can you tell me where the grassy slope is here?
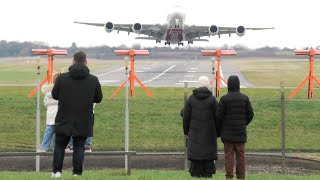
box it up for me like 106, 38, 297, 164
0, 58, 115, 84
230, 58, 320, 87
0, 86, 319, 152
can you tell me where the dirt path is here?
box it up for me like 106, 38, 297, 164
1, 154, 319, 175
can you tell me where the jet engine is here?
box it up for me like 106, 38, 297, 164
236, 26, 246, 37
132, 23, 143, 34
209, 25, 219, 36
104, 22, 114, 33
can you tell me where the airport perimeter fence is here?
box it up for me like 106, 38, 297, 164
0, 88, 320, 173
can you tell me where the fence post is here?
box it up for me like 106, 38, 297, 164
127, 153, 132, 175
124, 57, 130, 172
280, 81, 286, 173
35, 57, 41, 172
184, 82, 188, 170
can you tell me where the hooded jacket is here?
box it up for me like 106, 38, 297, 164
52, 64, 103, 137
216, 76, 254, 143
183, 87, 219, 160
42, 84, 58, 125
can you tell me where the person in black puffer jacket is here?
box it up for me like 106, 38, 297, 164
216, 75, 254, 180
51, 51, 103, 177
183, 76, 219, 178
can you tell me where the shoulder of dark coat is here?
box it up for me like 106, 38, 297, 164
239, 92, 250, 100
88, 74, 99, 81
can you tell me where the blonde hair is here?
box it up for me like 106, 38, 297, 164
52, 71, 60, 83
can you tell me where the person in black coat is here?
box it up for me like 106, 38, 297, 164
216, 75, 254, 180
51, 51, 103, 177
183, 76, 219, 178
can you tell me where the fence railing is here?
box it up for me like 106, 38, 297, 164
0, 85, 320, 173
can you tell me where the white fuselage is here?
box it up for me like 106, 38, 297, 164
164, 11, 186, 43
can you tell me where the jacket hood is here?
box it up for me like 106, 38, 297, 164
193, 87, 212, 99
69, 64, 89, 80
228, 75, 240, 92
41, 84, 54, 94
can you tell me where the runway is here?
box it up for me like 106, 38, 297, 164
0, 59, 255, 88
94, 59, 255, 88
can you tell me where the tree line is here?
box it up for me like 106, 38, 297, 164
0, 40, 303, 59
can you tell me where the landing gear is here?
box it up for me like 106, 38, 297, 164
188, 40, 193, 44
156, 40, 161, 43
178, 42, 184, 46
165, 42, 171, 45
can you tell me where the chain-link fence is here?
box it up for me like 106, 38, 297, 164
0, 87, 320, 174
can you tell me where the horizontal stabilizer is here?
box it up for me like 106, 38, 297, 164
192, 39, 209, 42
135, 37, 157, 40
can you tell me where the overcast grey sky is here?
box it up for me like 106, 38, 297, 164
1, 0, 319, 49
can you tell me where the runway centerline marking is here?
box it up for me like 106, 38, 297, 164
96, 67, 125, 77
142, 65, 176, 83
99, 80, 120, 83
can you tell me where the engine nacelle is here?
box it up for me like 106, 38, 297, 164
104, 22, 114, 33
132, 23, 142, 34
236, 26, 246, 37
209, 25, 219, 36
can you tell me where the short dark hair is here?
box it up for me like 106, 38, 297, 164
73, 51, 87, 64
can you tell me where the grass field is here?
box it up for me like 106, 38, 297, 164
230, 58, 320, 87
0, 58, 110, 84
0, 86, 319, 152
0, 57, 320, 152
0, 170, 320, 180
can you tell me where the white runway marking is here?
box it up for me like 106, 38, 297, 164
96, 67, 125, 77
187, 71, 197, 73
184, 75, 194, 78
99, 80, 120, 83
179, 80, 197, 83
136, 71, 144, 73
190, 68, 198, 70
143, 67, 150, 70
142, 65, 176, 83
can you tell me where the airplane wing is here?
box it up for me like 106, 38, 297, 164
74, 21, 166, 40
185, 25, 274, 40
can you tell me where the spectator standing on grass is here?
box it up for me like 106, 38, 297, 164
37, 73, 59, 152
216, 75, 254, 180
183, 76, 219, 178
51, 51, 103, 178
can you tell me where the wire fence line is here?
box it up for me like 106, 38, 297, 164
0, 87, 319, 173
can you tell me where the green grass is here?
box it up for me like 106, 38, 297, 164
230, 58, 320, 87
0, 86, 320, 152
0, 170, 319, 180
0, 58, 113, 83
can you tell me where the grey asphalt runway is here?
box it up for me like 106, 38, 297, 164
94, 59, 255, 88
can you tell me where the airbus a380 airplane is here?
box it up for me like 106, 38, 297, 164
74, 7, 273, 46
